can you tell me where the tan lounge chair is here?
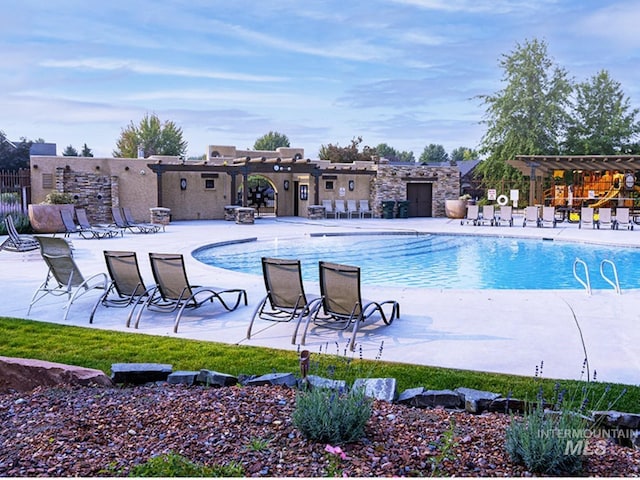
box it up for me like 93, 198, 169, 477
90, 250, 158, 326
523, 206, 540, 227
247, 257, 318, 340
478, 205, 496, 226
495, 206, 513, 226
461, 204, 480, 225
597, 208, 614, 230
347, 199, 359, 218
334, 200, 348, 219
322, 199, 335, 219
122, 207, 162, 233
136, 253, 247, 332
28, 236, 108, 320
540, 206, 557, 228
297, 261, 400, 351
1, 214, 39, 252
359, 200, 373, 218
614, 207, 634, 230
579, 207, 596, 229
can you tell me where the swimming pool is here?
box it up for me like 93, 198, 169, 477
192, 233, 640, 290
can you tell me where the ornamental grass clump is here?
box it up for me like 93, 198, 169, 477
292, 342, 378, 445
505, 361, 627, 476
292, 384, 372, 445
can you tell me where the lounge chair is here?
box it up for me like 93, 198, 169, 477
461, 204, 480, 225
495, 206, 513, 226
523, 206, 540, 227
136, 252, 247, 332
614, 207, 634, 230
76, 209, 121, 238
122, 207, 162, 233
297, 261, 400, 352
478, 205, 496, 226
359, 200, 373, 218
334, 200, 348, 219
579, 207, 596, 229
27, 236, 108, 320
1, 215, 39, 252
111, 207, 159, 234
347, 199, 359, 218
60, 209, 84, 238
322, 200, 335, 218
597, 208, 614, 230
247, 257, 318, 340
539, 206, 557, 228
89, 250, 158, 325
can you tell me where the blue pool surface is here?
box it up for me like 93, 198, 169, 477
192, 233, 639, 290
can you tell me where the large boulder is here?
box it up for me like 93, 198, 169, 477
0, 356, 112, 393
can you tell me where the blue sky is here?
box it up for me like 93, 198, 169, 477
2, 1, 639, 159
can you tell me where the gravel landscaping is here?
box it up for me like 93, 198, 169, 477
1, 384, 639, 477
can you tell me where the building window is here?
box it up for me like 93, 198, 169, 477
42, 173, 53, 189
325, 180, 334, 190
205, 179, 215, 189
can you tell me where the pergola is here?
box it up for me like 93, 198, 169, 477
507, 155, 640, 205
147, 156, 377, 207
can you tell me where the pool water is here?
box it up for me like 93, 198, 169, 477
193, 233, 640, 290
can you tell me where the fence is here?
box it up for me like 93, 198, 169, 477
0, 169, 31, 217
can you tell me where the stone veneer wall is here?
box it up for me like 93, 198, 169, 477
372, 164, 460, 217
55, 167, 116, 224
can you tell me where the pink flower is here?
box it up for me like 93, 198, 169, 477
325, 444, 347, 460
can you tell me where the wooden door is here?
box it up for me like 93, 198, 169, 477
406, 183, 432, 217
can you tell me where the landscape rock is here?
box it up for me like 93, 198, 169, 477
244, 372, 297, 387
456, 387, 502, 414
196, 369, 238, 387
110, 363, 172, 385
353, 378, 397, 402
303, 374, 347, 391
0, 356, 112, 393
167, 371, 200, 386
402, 389, 462, 409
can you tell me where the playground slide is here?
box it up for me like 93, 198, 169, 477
591, 184, 640, 208
591, 185, 621, 208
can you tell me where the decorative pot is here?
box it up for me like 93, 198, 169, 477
445, 199, 467, 219
28, 204, 75, 233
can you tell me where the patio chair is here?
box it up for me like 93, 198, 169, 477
495, 205, 513, 226
1, 215, 39, 252
247, 257, 319, 340
523, 206, 540, 227
122, 207, 162, 233
111, 206, 156, 234
579, 207, 596, 229
347, 199, 359, 218
27, 236, 109, 320
334, 200, 348, 219
136, 252, 247, 332
597, 207, 614, 230
297, 261, 400, 352
478, 205, 496, 226
614, 207, 634, 230
89, 250, 159, 325
322, 200, 335, 219
539, 206, 557, 228
461, 204, 480, 225
60, 209, 84, 238
76, 209, 121, 238
359, 200, 373, 218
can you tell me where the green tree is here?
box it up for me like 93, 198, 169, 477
80, 143, 93, 157
0, 131, 31, 171
253, 131, 290, 151
62, 145, 78, 156
319, 136, 374, 163
374, 143, 415, 162
564, 70, 640, 155
450, 146, 478, 164
113, 113, 188, 158
476, 38, 572, 192
419, 144, 448, 164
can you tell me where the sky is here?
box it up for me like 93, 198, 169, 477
2, 1, 640, 160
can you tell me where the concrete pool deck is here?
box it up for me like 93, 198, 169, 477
1, 215, 639, 386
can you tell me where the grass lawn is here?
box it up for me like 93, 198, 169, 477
1, 316, 637, 413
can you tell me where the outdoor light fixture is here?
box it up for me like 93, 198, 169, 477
180, 178, 187, 190
348, 180, 355, 191
139, 169, 146, 175
283, 180, 290, 191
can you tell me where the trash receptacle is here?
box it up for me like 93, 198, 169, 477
397, 200, 410, 218
382, 201, 395, 219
